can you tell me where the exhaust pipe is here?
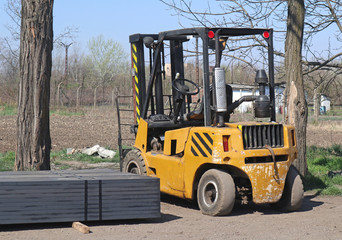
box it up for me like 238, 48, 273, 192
215, 67, 227, 127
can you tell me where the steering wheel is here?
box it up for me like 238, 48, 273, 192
172, 78, 200, 96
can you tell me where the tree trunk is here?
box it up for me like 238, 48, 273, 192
94, 85, 100, 108
57, 81, 63, 108
314, 88, 320, 122
15, 0, 54, 171
76, 86, 82, 109
285, 0, 308, 176
112, 88, 116, 108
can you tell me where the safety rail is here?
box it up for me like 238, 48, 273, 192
116, 94, 175, 171
115, 95, 136, 171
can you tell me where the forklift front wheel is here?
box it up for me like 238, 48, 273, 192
197, 169, 235, 216
122, 149, 147, 176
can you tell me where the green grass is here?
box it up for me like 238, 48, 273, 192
0, 105, 17, 116
0, 149, 119, 171
317, 116, 342, 121
50, 149, 119, 170
0, 105, 86, 117
50, 108, 85, 116
0, 152, 15, 171
51, 149, 119, 164
307, 106, 342, 122
325, 108, 342, 116
304, 145, 342, 195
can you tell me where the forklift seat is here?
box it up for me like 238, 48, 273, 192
147, 114, 180, 129
186, 100, 205, 120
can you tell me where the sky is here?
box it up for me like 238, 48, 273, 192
0, 0, 188, 53
53, 0, 184, 51
0, 0, 338, 58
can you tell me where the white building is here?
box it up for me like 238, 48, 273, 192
230, 84, 285, 113
321, 94, 331, 112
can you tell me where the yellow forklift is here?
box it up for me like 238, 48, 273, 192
118, 28, 303, 216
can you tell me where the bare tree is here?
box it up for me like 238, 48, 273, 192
4, 0, 21, 40
0, 38, 19, 84
162, 0, 342, 86
86, 35, 129, 104
50, 49, 63, 106
0, 39, 19, 104
15, 0, 54, 170
302, 0, 342, 111
305, 68, 342, 121
3, 0, 78, 108
161, 0, 287, 65
304, 0, 342, 71
59, 42, 73, 86
0, 0, 21, 88
285, 0, 307, 176
68, 45, 86, 107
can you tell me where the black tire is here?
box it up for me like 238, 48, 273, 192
197, 169, 235, 216
270, 165, 304, 212
122, 149, 147, 175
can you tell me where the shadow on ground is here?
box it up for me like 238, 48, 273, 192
0, 212, 182, 232
160, 192, 324, 217
0, 193, 324, 232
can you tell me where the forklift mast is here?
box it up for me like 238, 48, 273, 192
129, 28, 276, 127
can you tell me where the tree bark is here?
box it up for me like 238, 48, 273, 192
76, 86, 82, 109
314, 88, 320, 122
285, 0, 308, 176
94, 85, 100, 108
57, 81, 63, 108
15, 0, 54, 171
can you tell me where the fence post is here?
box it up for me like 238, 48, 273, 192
93, 85, 100, 108
130, 88, 133, 109
57, 82, 63, 108
112, 88, 117, 108
76, 86, 82, 109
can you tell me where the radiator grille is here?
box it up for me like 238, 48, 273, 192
242, 124, 284, 149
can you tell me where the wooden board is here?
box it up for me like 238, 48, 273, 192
0, 169, 160, 224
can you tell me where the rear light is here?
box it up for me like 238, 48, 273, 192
208, 30, 215, 39
263, 31, 270, 39
223, 135, 230, 152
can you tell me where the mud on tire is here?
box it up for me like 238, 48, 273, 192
197, 169, 235, 216
270, 165, 304, 212
122, 149, 147, 175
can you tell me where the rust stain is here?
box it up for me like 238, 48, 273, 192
212, 145, 221, 163
30, 27, 36, 38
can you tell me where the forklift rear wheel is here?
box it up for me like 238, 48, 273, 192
122, 149, 147, 175
197, 169, 235, 216
270, 165, 304, 212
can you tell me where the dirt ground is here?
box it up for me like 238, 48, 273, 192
0, 107, 133, 153
0, 193, 341, 240
1, 107, 342, 239
1, 107, 342, 153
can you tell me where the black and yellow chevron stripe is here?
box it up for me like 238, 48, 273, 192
131, 43, 140, 123
191, 132, 213, 157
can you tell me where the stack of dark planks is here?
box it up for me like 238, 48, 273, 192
0, 169, 160, 225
